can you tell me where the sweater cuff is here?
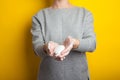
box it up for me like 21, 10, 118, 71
34, 45, 48, 58
72, 38, 90, 52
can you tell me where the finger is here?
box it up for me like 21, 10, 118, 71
48, 42, 57, 56
50, 50, 55, 56
60, 56, 65, 60
60, 44, 73, 57
60, 58, 64, 61
49, 53, 54, 57
60, 56, 66, 61
60, 51, 69, 58
60, 47, 70, 55
47, 49, 53, 56
60, 50, 67, 56
54, 55, 65, 61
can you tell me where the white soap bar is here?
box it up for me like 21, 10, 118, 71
54, 45, 65, 56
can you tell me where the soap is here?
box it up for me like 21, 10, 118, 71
54, 45, 65, 56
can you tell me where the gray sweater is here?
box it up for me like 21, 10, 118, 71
30, 6, 96, 80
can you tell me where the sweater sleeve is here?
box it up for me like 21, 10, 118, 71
30, 14, 47, 57
72, 9, 96, 53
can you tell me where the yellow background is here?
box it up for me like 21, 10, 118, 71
0, 0, 120, 80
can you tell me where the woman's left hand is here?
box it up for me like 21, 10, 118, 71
55, 36, 80, 61
58, 36, 74, 59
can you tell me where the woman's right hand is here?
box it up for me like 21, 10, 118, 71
43, 41, 65, 61
43, 41, 58, 57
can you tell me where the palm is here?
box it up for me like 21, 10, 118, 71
48, 41, 59, 56
63, 36, 73, 50
58, 36, 74, 58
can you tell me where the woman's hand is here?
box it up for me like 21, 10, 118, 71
57, 36, 74, 59
43, 41, 58, 57
43, 41, 65, 61
43, 36, 80, 61
57, 36, 80, 60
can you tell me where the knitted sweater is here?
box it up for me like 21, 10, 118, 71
30, 6, 96, 80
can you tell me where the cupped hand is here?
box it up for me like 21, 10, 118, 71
44, 41, 59, 57
45, 41, 65, 61
57, 36, 74, 59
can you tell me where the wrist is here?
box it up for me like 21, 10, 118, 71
72, 39, 80, 49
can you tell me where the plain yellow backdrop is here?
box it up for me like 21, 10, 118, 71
0, 0, 120, 80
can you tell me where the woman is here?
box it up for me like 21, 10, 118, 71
30, 0, 96, 80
